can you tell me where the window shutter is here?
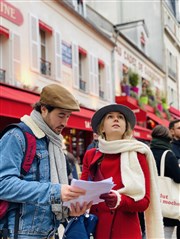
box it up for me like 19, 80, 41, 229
94, 57, 99, 96
105, 64, 112, 101
89, 54, 94, 94
12, 33, 21, 84
72, 43, 79, 89
54, 31, 62, 81
29, 14, 40, 72
89, 54, 98, 96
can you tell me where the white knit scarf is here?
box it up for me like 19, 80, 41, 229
21, 110, 69, 220
98, 137, 164, 239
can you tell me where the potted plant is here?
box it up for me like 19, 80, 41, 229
129, 71, 139, 95
162, 97, 171, 120
139, 88, 148, 106
121, 74, 130, 96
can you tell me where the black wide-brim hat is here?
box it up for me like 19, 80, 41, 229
91, 104, 136, 133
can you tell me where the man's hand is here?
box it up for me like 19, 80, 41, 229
69, 201, 93, 217
61, 184, 86, 202
100, 190, 121, 209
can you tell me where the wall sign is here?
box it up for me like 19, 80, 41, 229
62, 41, 72, 67
0, 0, 23, 26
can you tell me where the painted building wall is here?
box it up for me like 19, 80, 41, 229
0, 0, 114, 111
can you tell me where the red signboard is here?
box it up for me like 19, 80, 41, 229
0, 0, 23, 26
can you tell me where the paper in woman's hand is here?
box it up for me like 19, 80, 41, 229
63, 177, 115, 208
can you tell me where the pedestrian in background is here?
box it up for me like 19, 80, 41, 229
81, 104, 164, 239
0, 84, 92, 239
86, 132, 99, 150
169, 119, 180, 166
169, 119, 180, 238
150, 125, 180, 239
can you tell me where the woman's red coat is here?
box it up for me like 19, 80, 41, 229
81, 148, 150, 239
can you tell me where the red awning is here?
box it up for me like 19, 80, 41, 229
147, 112, 169, 127
0, 84, 95, 131
0, 84, 40, 118
169, 106, 180, 119
39, 20, 53, 34
67, 108, 94, 131
0, 25, 9, 38
115, 96, 147, 122
79, 46, 87, 56
98, 59, 105, 68
134, 125, 152, 141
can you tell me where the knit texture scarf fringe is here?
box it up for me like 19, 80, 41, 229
21, 110, 69, 220
98, 137, 164, 239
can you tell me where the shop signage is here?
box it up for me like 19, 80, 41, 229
0, 0, 23, 26
85, 121, 91, 129
116, 45, 163, 87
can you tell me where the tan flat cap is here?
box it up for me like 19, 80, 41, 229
40, 84, 80, 111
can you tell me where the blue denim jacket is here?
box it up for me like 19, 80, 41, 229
0, 126, 61, 239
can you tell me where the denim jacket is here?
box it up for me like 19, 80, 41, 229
0, 125, 61, 239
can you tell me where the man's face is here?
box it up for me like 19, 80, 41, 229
41, 106, 71, 134
170, 121, 180, 140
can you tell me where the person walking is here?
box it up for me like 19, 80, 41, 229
150, 125, 180, 239
169, 119, 180, 238
0, 84, 92, 239
81, 104, 164, 239
169, 119, 180, 166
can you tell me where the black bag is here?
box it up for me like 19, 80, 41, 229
63, 213, 98, 239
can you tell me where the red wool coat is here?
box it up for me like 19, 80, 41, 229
81, 148, 150, 239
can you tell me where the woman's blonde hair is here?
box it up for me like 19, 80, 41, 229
97, 115, 133, 139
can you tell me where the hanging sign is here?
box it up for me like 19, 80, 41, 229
0, 0, 23, 26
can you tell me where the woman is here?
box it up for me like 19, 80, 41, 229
81, 104, 164, 239
150, 125, 180, 239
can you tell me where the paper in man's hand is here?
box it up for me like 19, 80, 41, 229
63, 177, 115, 208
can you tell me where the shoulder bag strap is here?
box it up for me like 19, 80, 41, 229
160, 150, 170, 177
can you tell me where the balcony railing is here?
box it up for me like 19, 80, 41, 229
80, 79, 86, 91
0, 69, 6, 83
99, 90, 104, 99
168, 67, 176, 80
40, 58, 51, 76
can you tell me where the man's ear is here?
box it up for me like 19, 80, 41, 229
41, 105, 47, 116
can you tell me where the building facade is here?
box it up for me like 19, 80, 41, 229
87, 0, 180, 111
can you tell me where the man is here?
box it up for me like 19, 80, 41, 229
0, 84, 92, 239
169, 119, 180, 239
86, 133, 99, 150
169, 119, 180, 165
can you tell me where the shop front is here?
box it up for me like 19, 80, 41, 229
0, 83, 95, 163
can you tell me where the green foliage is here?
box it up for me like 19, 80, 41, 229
129, 72, 139, 87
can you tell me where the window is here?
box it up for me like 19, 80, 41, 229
29, 15, 54, 78
72, 44, 87, 91
0, 26, 9, 83
72, 0, 86, 16
79, 47, 87, 91
39, 21, 52, 76
98, 59, 105, 99
168, 51, 177, 80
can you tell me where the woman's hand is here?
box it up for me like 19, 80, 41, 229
61, 184, 86, 202
100, 190, 121, 209
69, 201, 93, 217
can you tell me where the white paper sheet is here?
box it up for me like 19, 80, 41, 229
63, 177, 115, 208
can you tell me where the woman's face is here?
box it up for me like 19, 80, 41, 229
102, 112, 126, 141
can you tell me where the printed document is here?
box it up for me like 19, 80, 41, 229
63, 177, 115, 208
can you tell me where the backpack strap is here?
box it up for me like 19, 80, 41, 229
1, 122, 36, 177
1, 122, 37, 239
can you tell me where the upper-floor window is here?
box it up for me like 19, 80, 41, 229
72, 44, 87, 91
30, 15, 61, 80
72, 0, 86, 16
98, 59, 105, 99
168, 50, 177, 80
